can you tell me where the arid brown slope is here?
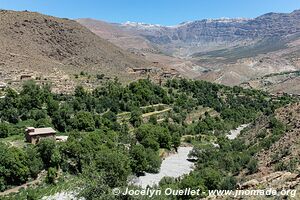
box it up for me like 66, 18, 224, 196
0, 10, 150, 83
76, 18, 154, 52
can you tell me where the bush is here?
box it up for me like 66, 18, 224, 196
144, 107, 155, 113
247, 159, 258, 174
129, 108, 142, 127
0, 123, 13, 138
157, 105, 165, 111
96, 74, 105, 80
184, 136, 193, 143
274, 161, 286, 171
149, 115, 157, 125
26, 189, 39, 200
220, 176, 237, 190
201, 168, 222, 190
46, 167, 57, 184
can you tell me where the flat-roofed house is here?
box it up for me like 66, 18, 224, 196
20, 74, 33, 80
25, 127, 56, 144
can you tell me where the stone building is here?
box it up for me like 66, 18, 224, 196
25, 127, 56, 144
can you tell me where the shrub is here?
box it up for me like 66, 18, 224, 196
247, 159, 258, 174
46, 167, 57, 184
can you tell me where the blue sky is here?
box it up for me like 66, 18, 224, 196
1, 0, 299, 25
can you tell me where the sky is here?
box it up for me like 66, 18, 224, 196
0, 0, 299, 25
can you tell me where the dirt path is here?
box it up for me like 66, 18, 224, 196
0, 170, 46, 196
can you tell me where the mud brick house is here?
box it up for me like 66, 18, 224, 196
25, 127, 56, 144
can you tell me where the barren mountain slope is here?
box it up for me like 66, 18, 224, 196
0, 10, 152, 90
76, 18, 155, 52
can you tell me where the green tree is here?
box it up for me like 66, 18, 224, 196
172, 133, 181, 151
158, 131, 172, 149
72, 111, 95, 132
52, 103, 72, 132
20, 81, 45, 110
0, 123, 12, 138
50, 148, 62, 169
0, 144, 29, 190
46, 98, 59, 116
201, 168, 222, 190
130, 108, 142, 127
37, 139, 57, 168
145, 148, 161, 173
149, 115, 158, 125
130, 145, 148, 174
94, 149, 131, 187
79, 169, 116, 200
75, 85, 86, 97
140, 136, 160, 151
25, 146, 43, 178
46, 167, 57, 184
35, 118, 52, 128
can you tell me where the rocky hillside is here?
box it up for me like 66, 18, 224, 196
234, 103, 300, 197
0, 10, 152, 92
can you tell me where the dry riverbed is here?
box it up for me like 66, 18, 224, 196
132, 146, 194, 188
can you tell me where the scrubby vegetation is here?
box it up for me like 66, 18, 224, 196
0, 78, 295, 199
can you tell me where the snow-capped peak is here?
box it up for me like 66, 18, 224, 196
121, 17, 251, 30
122, 21, 163, 30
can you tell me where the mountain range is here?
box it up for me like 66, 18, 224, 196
78, 10, 300, 93
79, 10, 300, 57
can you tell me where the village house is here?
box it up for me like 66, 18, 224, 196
20, 74, 33, 80
132, 68, 153, 74
25, 127, 56, 144
161, 71, 179, 78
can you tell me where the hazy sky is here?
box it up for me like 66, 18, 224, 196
1, 0, 299, 25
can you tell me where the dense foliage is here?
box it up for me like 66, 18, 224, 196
0, 78, 294, 199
